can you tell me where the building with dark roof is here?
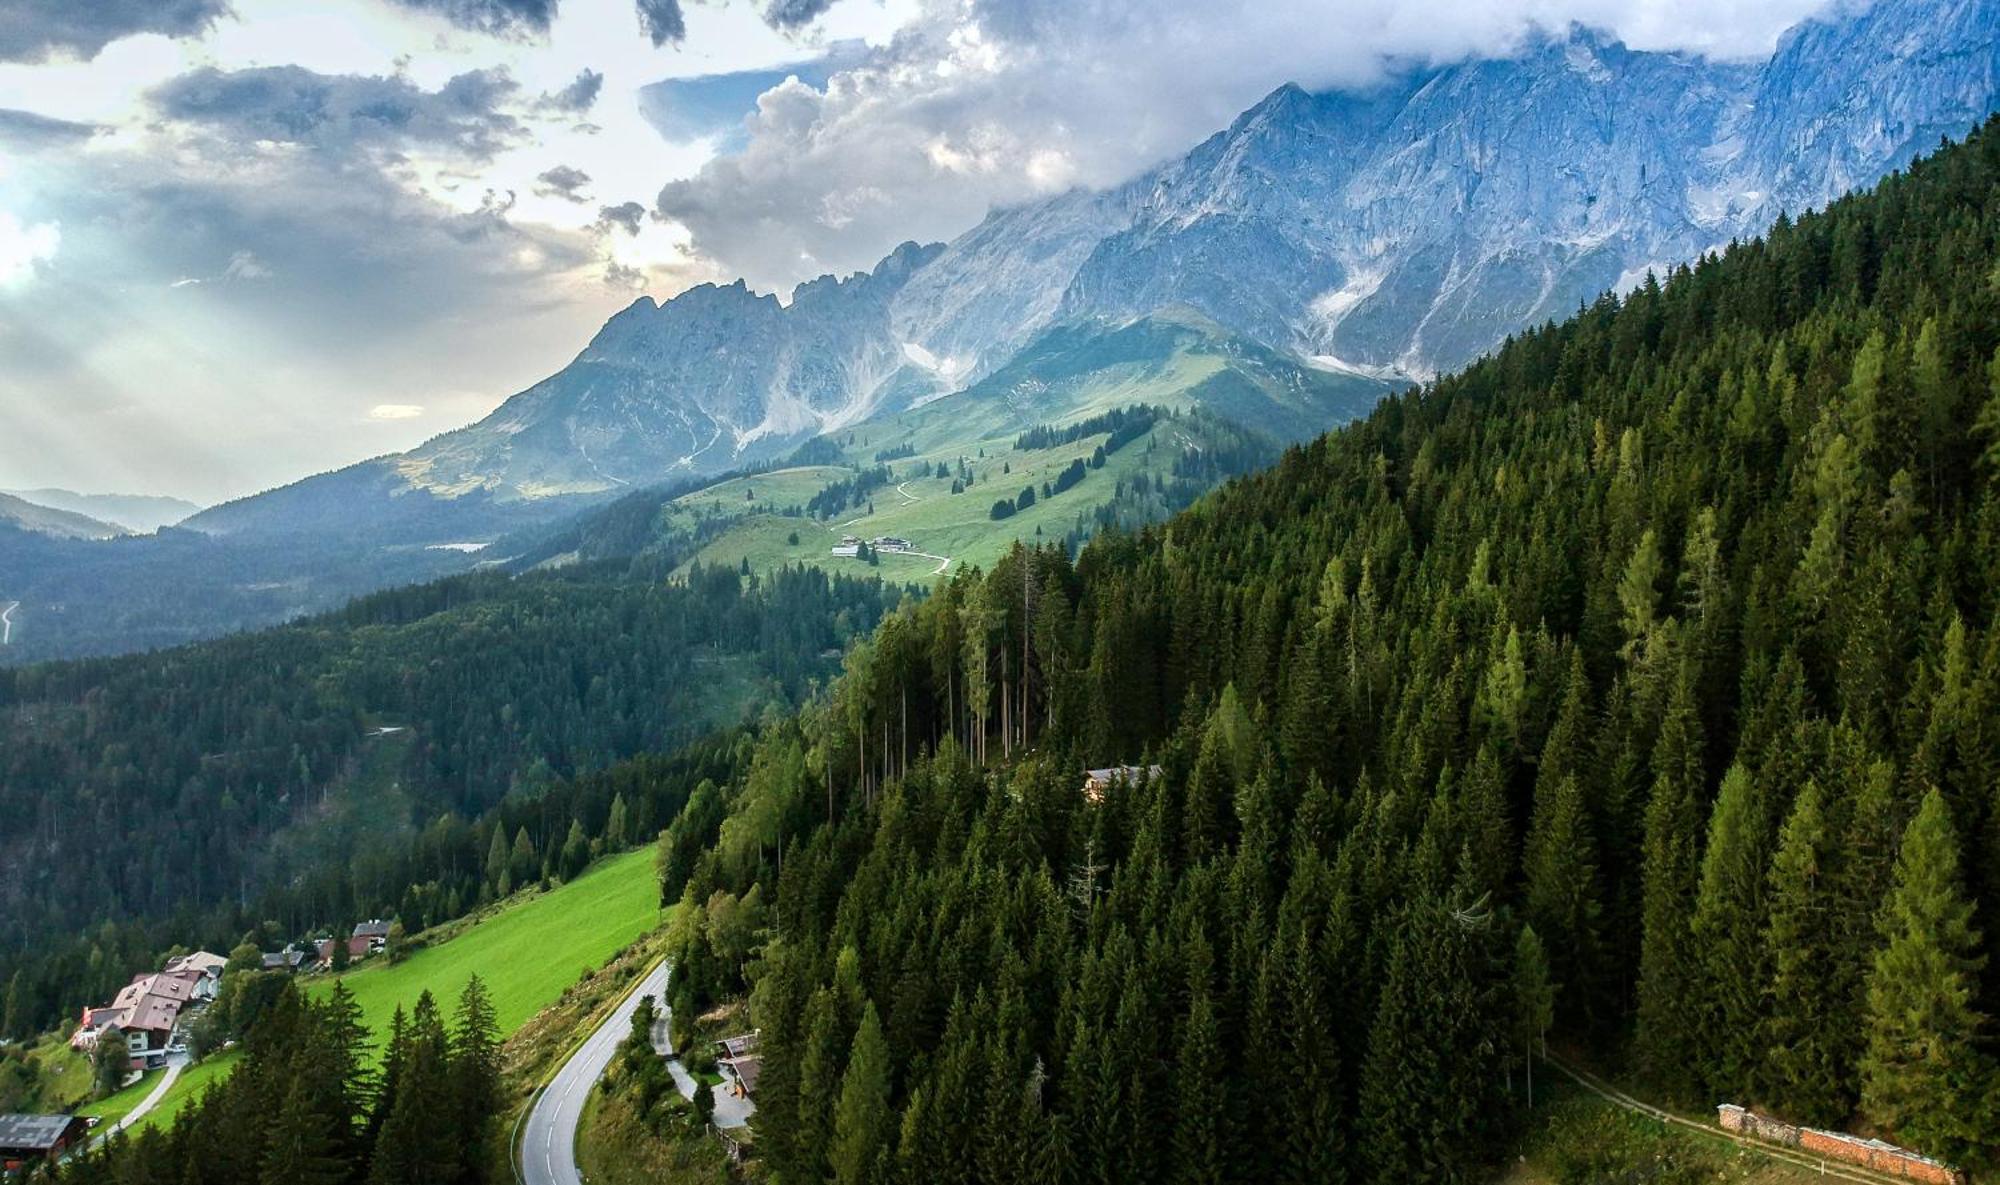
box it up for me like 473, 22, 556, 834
0, 1114, 88, 1170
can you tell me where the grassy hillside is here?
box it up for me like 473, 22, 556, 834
312, 845, 665, 1045
529, 311, 1393, 585
79, 848, 663, 1137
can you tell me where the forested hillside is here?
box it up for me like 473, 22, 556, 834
0, 563, 898, 1036
657, 120, 2000, 1181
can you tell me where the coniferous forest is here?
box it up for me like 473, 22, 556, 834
650, 120, 2000, 1182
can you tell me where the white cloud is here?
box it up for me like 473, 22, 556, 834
0, 210, 58, 283
369, 403, 427, 419
654, 0, 1836, 294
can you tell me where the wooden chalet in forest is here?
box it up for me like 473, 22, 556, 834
0, 1114, 88, 1171
1080, 765, 1163, 803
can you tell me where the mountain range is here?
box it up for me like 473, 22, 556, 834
188, 0, 1997, 531
0, 492, 129, 540
2, 488, 200, 534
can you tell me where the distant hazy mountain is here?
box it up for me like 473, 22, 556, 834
0, 492, 130, 540
4, 488, 200, 533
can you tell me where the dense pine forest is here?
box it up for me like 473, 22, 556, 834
0, 562, 896, 1036
650, 120, 2000, 1182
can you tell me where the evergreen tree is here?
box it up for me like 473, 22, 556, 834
1512, 926, 1554, 1110
1690, 763, 1772, 1095
1859, 789, 1995, 1163
259, 1072, 345, 1185
829, 1001, 892, 1185
1359, 897, 1498, 1184
1522, 773, 1601, 1023
451, 973, 502, 1165
1760, 780, 1851, 1124
370, 992, 461, 1185
1635, 668, 1706, 1098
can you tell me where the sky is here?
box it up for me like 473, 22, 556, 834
0, 0, 1835, 505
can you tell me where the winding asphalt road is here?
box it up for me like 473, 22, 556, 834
519, 960, 670, 1185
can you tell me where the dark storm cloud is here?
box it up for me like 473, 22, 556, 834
388, 0, 558, 38
0, 0, 228, 63
535, 164, 592, 201
0, 107, 98, 147
150, 65, 525, 162
635, 0, 686, 46
598, 201, 646, 234
762, 0, 839, 32
539, 68, 604, 113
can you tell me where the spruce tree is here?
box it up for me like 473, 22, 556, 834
1512, 926, 1554, 1111
1635, 668, 1706, 1099
1523, 773, 1601, 1024
1170, 978, 1226, 1185
1760, 780, 1851, 1124
1359, 897, 1496, 1184
451, 974, 502, 1156
1859, 789, 1995, 1162
260, 1072, 345, 1185
1690, 763, 1772, 1096
829, 1002, 892, 1185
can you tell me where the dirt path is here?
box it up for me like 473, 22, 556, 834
1546, 1058, 1911, 1185
0, 601, 15, 645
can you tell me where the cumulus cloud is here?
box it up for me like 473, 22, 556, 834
388, 0, 558, 37
369, 403, 426, 419
635, 0, 686, 46
598, 200, 647, 234
535, 164, 593, 201
0, 0, 228, 64
652, 0, 1833, 293
0, 210, 59, 284
538, 68, 604, 113
150, 64, 525, 163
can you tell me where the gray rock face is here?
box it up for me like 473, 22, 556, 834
397, 241, 946, 498
1015, 0, 2000, 378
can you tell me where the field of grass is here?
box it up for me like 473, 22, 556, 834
678, 409, 1223, 582
1502, 1077, 1832, 1185
75, 1068, 160, 1126
312, 844, 666, 1050
143, 1050, 241, 1131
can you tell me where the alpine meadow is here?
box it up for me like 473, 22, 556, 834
3, 2, 2000, 1184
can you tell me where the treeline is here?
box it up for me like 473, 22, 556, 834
1012, 405, 1160, 453
45, 977, 501, 1185
0, 562, 897, 1036
807, 466, 893, 521
661, 120, 2000, 1182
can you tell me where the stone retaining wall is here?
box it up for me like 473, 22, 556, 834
1716, 1104, 1965, 1185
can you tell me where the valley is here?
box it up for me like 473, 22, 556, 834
5, 5, 1999, 1185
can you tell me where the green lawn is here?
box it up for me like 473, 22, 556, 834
21, 1037, 92, 1109
145, 1050, 241, 1131
76, 1068, 160, 1126
80, 1049, 245, 1136
312, 845, 666, 1052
